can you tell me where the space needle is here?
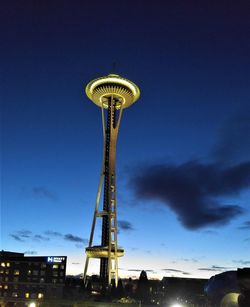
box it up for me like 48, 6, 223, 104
83, 74, 140, 287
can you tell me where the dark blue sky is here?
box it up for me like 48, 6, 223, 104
2, 1, 250, 278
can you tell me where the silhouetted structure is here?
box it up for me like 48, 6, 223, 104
205, 268, 250, 307
137, 270, 150, 303
83, 74, 140, 287
237, 268, 250, 307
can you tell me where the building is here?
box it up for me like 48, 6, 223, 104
205, 268, 250, 307
0, 251, 67, 306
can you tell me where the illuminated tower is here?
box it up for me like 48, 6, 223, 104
83, 74, 140, 287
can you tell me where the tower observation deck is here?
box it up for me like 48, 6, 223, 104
83, 74, 140, 287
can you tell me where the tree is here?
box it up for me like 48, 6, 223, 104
137, 270, 150, 303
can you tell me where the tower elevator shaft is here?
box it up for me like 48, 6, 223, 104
100, 97, 120, 283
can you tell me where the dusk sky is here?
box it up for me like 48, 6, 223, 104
1, 1, 250, 280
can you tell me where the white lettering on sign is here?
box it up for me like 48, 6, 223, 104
47, 257, 65, 263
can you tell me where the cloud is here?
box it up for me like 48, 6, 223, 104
130, 247, 139, 251
238, 221, 250, 230
198, 265, 232, 272
181, 258, 199, 263
11, 230, 88, 247
162, 268, 190, 275
32, 186, 57, 201
10, 234, 25, 242
198, 268, 220, 272
24, 251, 37, 255
127, 269, 154, 272
64, 234, 88, 244
10, 230, 51, 242
212, 114, 250, 165
129, 161, 249, 229
33, 234, 50, 241
17, 230, 32, 238
211, 265, 232, 270
10, 230, 32, 241
118, 220, 134, 232
44, 230, 63, 237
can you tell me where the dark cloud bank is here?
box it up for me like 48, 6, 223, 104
129, 161, 250, 230
128, 114, 250, 230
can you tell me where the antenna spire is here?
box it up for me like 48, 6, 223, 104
112, 61, 117, 73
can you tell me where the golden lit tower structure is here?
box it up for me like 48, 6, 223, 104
84, 74, 140, 287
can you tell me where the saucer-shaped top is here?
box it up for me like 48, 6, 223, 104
86, 246, 124, 258
85, 74, 140, 109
